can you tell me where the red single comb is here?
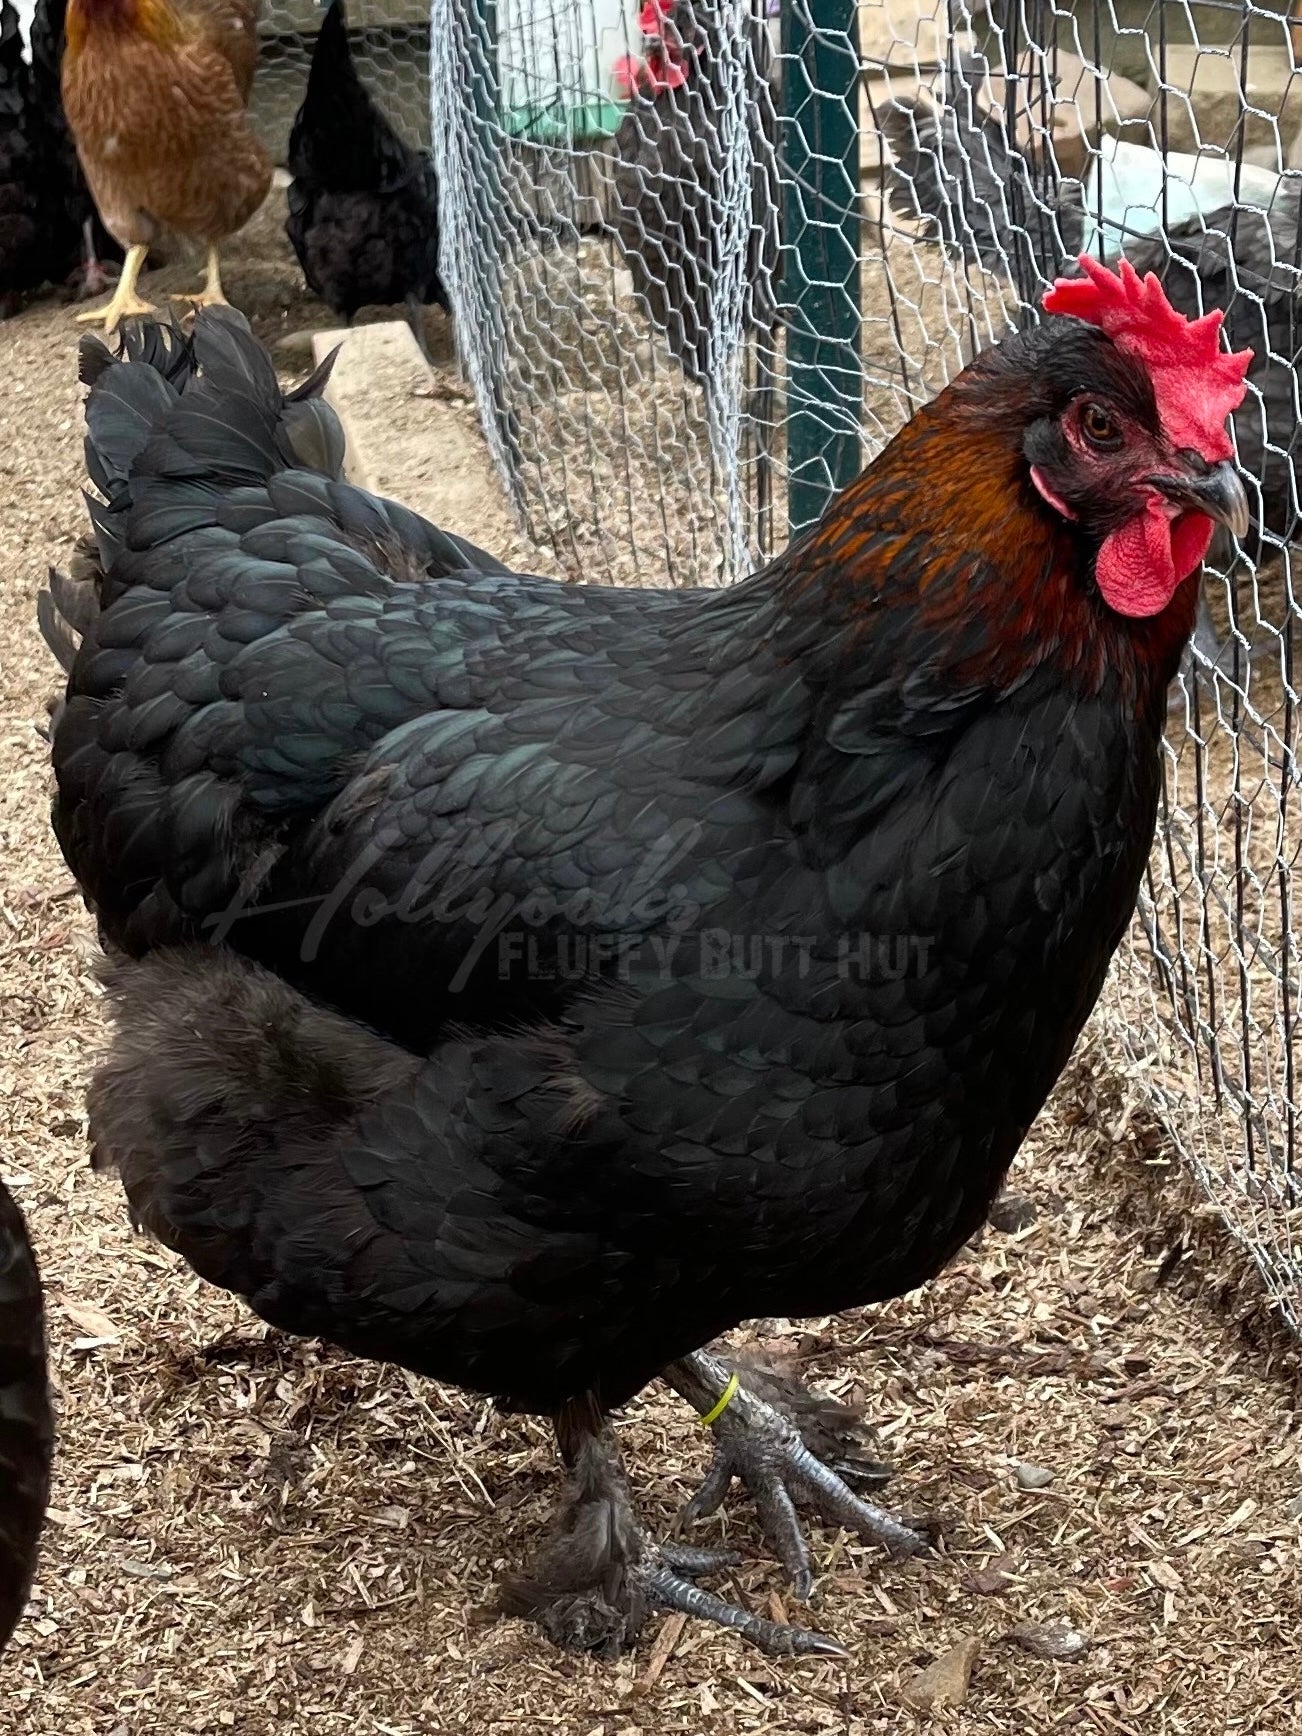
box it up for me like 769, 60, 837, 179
1043, 254, 1251, 461
639, 0, 671, 34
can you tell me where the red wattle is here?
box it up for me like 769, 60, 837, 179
1095, 499, 1213, 619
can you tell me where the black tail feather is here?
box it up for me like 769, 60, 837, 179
41, 310, 347, 690
36, 584, 78, 675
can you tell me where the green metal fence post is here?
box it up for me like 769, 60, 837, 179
781, 0, 863, 537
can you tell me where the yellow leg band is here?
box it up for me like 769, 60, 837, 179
698, 1371, 740, 1429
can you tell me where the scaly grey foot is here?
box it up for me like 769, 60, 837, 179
499, 1410, 849, 1656
666, 1348, 933, 1599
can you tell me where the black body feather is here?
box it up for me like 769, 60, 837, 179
0, 1175, 51, 1650
47, 308, 1186, 1414
285, 0, 445, 320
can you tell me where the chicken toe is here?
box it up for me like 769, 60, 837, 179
171, 247, 230, 312
666, 1350, 933, 1596
75, 244, 154, 332
498, 1397, 845, 1657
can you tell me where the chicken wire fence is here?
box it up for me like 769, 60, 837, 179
426, 0, 1302, 1328
251, 0, 431, 164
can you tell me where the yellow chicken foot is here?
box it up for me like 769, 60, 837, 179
171, 248, 229, 311
75, 245, 155, 333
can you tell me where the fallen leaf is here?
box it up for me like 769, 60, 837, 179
1007, 1622, 1090, 1661
119, 1560, 172, 1582
964, 1555, 1014, 1595
61, 1298, 120, 1342
900, 1635, 982, 1711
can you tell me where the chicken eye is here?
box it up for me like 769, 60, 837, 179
1080, 403, 1122, 450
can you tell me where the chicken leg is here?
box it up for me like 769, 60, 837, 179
67, 218, 121, 303
75, 243, 155, 333
499, 1391, 845, 1657
171, 247, 230, 312
664, 1350, 931, 1597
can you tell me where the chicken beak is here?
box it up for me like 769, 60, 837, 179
1149, 459, 1251, 541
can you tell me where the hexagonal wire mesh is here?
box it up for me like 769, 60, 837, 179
251, 0, 431, 168
427, 0, 1302, 1322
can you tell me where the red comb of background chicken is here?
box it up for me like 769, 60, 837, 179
1043, 255, 1251, 463
639, 0, 673, 34
612, 0, 685, 95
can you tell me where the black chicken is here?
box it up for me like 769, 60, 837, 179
0, 0, 119, 311
43, 278, 1249, 1653
0, 1174, 52, 1651
285, 0, 446, 344
0, 0, 42, 310
883, 84, 1301, 676
610, 0, 780, 392
30, 0, 122, 298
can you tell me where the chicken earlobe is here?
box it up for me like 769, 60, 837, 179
498, 1393, 844, 1657
665, 1350, 931, 1597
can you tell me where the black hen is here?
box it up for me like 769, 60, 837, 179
29, 0, 122, 298
0, 0, 120, 310
0, 0, 40, 308
610, 0, 780, 391
286, 0, 445, 334
44, 298, 1234, 1653
0, 1174, 51, 1651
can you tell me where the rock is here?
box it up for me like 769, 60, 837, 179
273, 330, 318, 364
899, 1635, 982, 1711
1287, 1492, 1302, 1521
989, 1191, 1037, 1233
1007, 1622, 1090, 1662
1154, 45, 1302, 169
979, 50, 1153, 177
1014, 1462, 1055, 1491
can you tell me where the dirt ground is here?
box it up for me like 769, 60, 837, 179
1, 198, 1301, 1736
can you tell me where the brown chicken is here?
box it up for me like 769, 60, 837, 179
62, 0, 270, 332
